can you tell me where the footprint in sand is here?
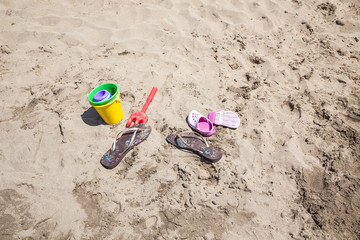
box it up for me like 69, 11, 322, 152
35, 15, 83, 27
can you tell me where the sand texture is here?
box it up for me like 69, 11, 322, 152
0, 0, 359, 239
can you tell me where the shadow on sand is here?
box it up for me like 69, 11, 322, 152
81, 107, 107, 126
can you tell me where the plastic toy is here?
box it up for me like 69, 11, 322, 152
126, 87, 157, 127
94, 90, 112, 102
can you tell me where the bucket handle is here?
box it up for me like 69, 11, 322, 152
115, 93, 121, 103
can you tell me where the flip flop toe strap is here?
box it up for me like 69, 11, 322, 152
111, 125, 151, 151
111, 127, 139, 151
177, 131, 209, 148
175, 132, 218, 157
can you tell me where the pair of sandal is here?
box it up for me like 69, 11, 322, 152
100, 109, 239, 168
187, 110, 240, 137
101, 123, 221, 170
101, 123, 221, 169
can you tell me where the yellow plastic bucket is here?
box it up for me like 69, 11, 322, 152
90, 92, 123, 124
88, 83, 124, 125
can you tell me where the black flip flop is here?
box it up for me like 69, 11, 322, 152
166, 131, 222, 162
100, 124, 151, 169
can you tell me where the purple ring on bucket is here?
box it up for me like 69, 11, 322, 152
94, 90, 112, 102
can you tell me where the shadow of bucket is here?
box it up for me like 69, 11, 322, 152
88, 83, 124, 125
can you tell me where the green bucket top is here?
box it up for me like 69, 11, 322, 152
88, 83, 119, 106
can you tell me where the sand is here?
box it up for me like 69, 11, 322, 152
0, 0, 359, 239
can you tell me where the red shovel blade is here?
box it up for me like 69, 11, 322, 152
126, 112, 148, 127
126, 87, 157, 127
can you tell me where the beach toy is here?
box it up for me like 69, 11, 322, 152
88, 83, 124, 124
126, 87, 157, 127
94, 90, 112, 102
88, 83, 118, 106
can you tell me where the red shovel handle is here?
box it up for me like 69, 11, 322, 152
141, 87, 157, 113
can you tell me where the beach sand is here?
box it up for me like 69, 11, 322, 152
0, 0, 359, 239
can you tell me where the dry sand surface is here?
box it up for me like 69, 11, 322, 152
0, 0, 359, 239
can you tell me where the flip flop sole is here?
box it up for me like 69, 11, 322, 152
166, 133, 222, 162
100, 125, 151, 169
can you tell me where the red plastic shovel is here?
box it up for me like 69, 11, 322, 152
126, 87, 158, 127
